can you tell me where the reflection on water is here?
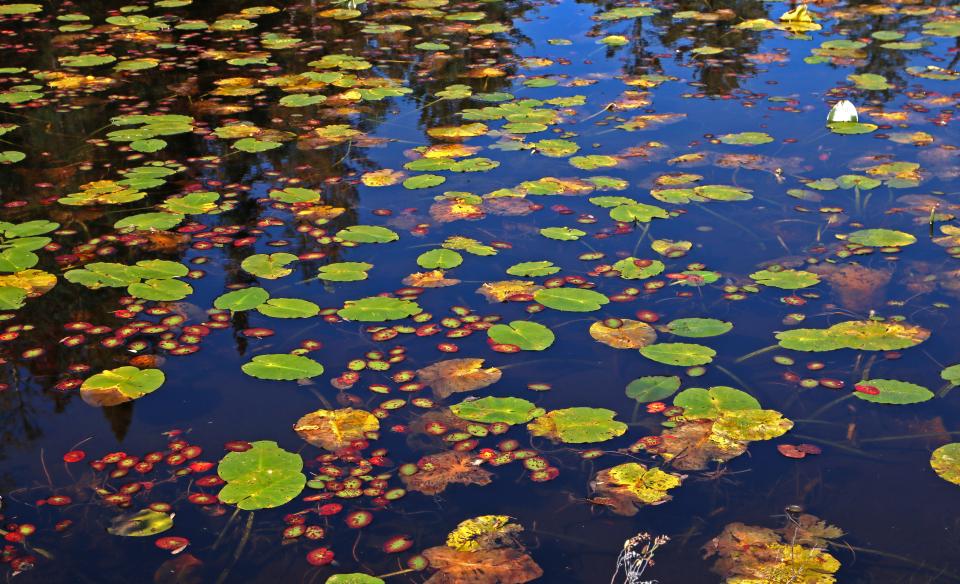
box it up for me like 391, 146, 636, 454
0, 0, 959, 581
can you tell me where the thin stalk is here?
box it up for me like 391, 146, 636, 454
734, 344, 778, 363
807, 393, 854, 420
215, 512, 254, 584
790, 434, 880, 460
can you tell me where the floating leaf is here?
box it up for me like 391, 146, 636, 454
589, 319, 656, 349
750, 269, 820, 290
847, 228, 916, 247
852, 378, 933, 404
257, 298, 320, 318
487, 321, 555, 351
528, 407, 627, 443
451, 397, 545, 424
625, 376, 681, 403
241, 253, 298, 279
931, 443, 960, 486
417, 249, 463, 269
241, 354, 324, 380
591, 463, 684, 515
417, 358, 502, 398
402, 451, 492, 495
640, 343, 716, 366
718, 132, 773, 145
81, 366, 165, 407
294, 408, 380, 450
337, 225, 399, 244
338, 297, 422, 321
665, 318, 732, 338
318, 262, 372, 282
217, 441, 306, 510
534, 288, 608, 312
214, 287, 269, 311
777, 320, 929, 352
107, 510, 173, 537
539, 226, 586, 241
128, 278, 193, 301
673, 386, 760, 419
505, 261, 560, 277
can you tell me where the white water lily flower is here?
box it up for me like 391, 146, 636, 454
827, 100, 858, 124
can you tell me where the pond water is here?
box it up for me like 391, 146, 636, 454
1, 0, 959, 582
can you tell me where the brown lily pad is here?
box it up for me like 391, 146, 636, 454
417, 358, 502, 399
401, 451, 492, 495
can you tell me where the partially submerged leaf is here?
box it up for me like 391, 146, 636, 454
81, 366, 165, 407
417, 358, 502, 399
294, 408, 380, 450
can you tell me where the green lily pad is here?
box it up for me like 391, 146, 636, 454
403, 174, 446, 189
114, 212, 184, 231
417, 249, 463, 269
847, 228, 916, 247
777, 320, 929, 352
640, 343, 716, 366
673, 386, 760, 419
848, 73, 891, 90
506, 261, 560, 277
528, 407, 627, 443
487, 320, 555, 350
80, 366, 165, 407
338, 297, 422, 321
337, 225, 399, 244
853, 378, 933, 404
217, 441, 306, 510
750, 269, 821, 289
241, 253, 298, 279
214, 287, 269, 311
127, 278, 192, 301
0, 286, 26, 310
665, 318, 733, 338
450, 396, 546, 424
828, 122, 878, 134
613, 258, 664, 280
718, 132, 774, 145
625, 375, 681, 403
326, 576, 385, 584
534, 288, 609, 312
540, 226, 586, 241
257, 298, 320, 318
609, 203, 669, 223
241, 354, 325, 380
234, 138, 282, 153
317, 262, 372, 282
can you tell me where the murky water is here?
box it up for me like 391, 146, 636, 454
1, 0, 959, 582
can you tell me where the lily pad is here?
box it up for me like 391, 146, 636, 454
665, 318, 732, 338
750, 269, 820, 290
241, 253, 298, 279
847, 228, 916, 247
214, 287, 269, 311
534, 288, 608, 312
217, 441, 306, 510
241, 354, 324, 380
640, 343, 716, 366
487, 321, 555, 350
81, 366, 165, 407
337, 225, 399, 244
625, 375, 682, 403
852, 378, 933, 404
450, 397, 546, 424
528, 407, 627, 443
338, 297, 422, 321
931, 443, 960, 486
